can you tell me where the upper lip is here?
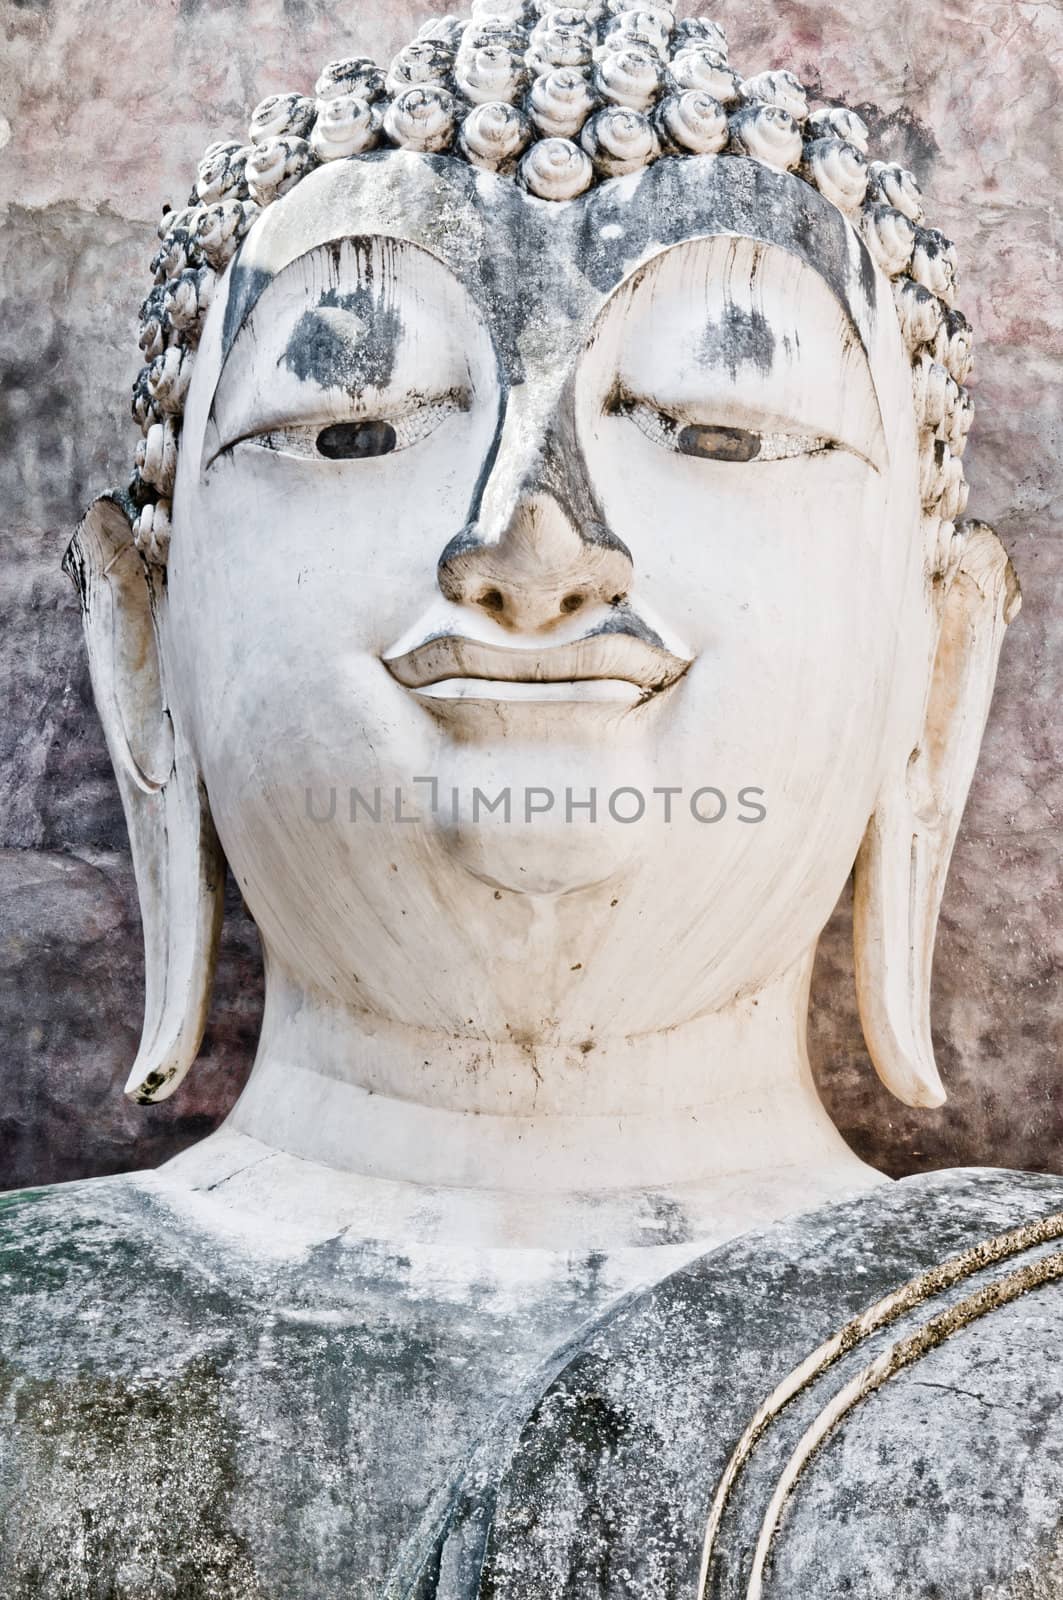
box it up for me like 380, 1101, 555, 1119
384, 624, 691, 693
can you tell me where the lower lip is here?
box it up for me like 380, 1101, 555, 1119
410, 678, 648, 705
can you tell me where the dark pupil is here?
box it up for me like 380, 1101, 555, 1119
316, 421, 397, 460
677, 424, 761, 463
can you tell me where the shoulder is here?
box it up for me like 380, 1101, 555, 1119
0, 1173, 295, 1597
441, 1167, 1063, 1600
0, 1171, 260, 1469
1, 1173, 169, 1313
0, 1171, 247, 1340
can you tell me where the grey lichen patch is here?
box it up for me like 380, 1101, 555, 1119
741, 1243, 1063, 1596
979, 1515, 1063, 1600
0, 1186, 49, 1216
699, 1203, 1063, 1596
0, 1359, 263, 1599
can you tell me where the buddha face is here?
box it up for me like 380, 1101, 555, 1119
163, 150, 932, 1038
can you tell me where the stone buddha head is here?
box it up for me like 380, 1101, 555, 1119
67, 0, 1019, 1192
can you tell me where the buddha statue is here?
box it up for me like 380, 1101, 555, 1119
4, 3, 1060, 1596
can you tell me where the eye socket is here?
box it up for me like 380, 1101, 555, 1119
317, 421, 397, 459
618, 399, 836, 464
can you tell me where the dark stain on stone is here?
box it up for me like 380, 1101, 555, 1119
856, 229, 880, 316
425, 155, 529, 388
699, 303, 775, 378
853, 101, 940, 185
180, 0, 247, 14
535, 376, 631, 559
462, 384, 509, 535
0, 331, 76, 487
477, 1376, 640, 1597
443, 372, 631, 568
638, 1192, 691, 1247
221, 257, 272, 359
800, 80, 940, 186
281, 283, 403, 396
590, 605, 665, 651
132, 1066, 177, 1103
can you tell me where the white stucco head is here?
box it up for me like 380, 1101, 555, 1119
169, 151, 918, 1019
67, 2, 1019, 1144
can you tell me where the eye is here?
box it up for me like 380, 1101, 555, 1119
317, 421, 397, 459
676, 424, 762, 463
239, 393, 467, 462
619, 399, 836, 463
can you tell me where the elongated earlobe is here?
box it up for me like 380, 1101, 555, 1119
853, 522, 1021, 1108
64, 494, 225, 1103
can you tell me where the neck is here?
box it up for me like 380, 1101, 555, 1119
220, 952, 876, 1198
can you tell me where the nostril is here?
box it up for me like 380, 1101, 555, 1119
560, 592, 585, 615
479, 588, 505, 615
609, 593, 627, 607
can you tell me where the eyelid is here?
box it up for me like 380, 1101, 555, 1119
206, 385, 471, 468
613, 391, 881, 473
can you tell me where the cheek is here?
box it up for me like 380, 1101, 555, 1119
162, 424, 507, 897
187, 408, 490, 604
162, 520, 461, 1011
591, 421, 917, 695
586, 427, 927, 878
166, 407, 496, 727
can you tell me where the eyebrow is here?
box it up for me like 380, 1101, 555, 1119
214, 147, 890, 417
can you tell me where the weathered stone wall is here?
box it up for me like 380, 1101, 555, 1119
1, 0, 1059, 1189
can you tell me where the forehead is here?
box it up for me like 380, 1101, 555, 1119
218, 150, 884, 379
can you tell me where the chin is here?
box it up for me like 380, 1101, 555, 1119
420, 732, 665, 896
435, 810, 643, 897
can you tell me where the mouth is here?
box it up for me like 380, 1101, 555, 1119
382, 624, 692, 704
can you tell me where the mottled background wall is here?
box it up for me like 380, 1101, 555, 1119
1, 0, 1059, 1191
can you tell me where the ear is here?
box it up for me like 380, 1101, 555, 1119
64, 494, 225, 1103
853, 522, 1021, 1108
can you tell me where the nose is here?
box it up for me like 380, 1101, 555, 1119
440, 492, 633, 633
437, 381, 633, 633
